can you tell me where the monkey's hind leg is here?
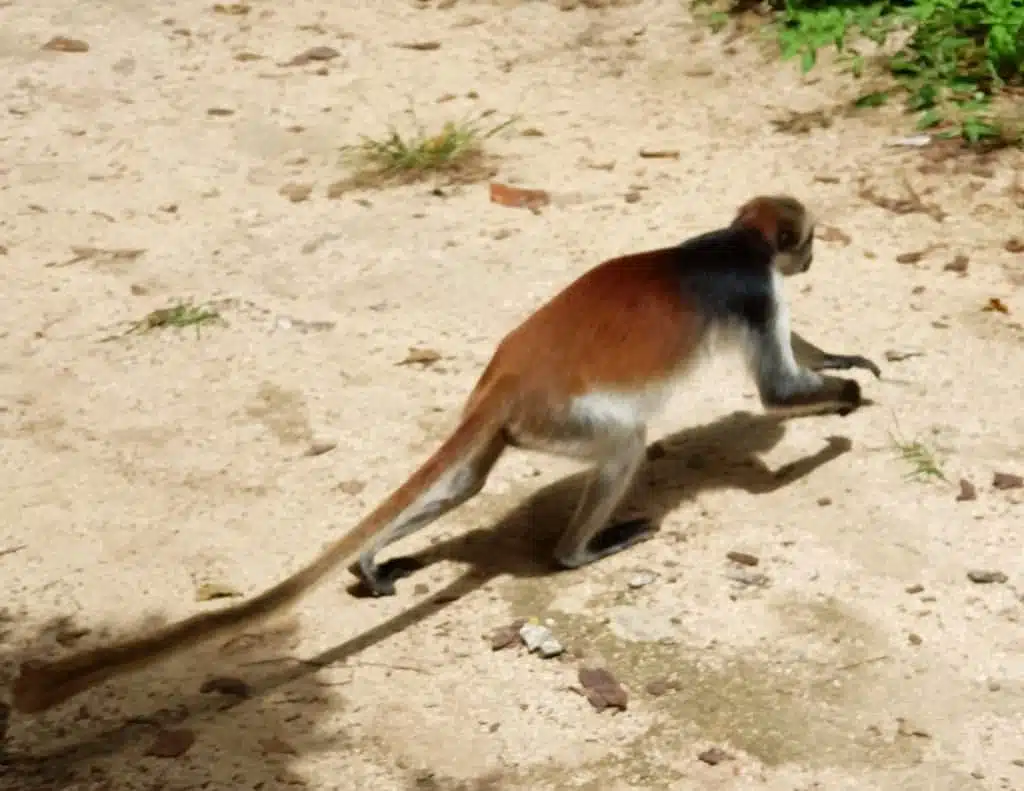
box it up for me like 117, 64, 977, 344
550, 429, 654, 570
354, 435, 506, 597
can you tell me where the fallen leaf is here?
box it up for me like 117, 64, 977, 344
577, 666, 628, 712
195, 582, 243, 602
726, 551, 759, 567
304, 441, 336, 457
279, 182, 313, 203
259, 736, 298, 755
50, 246, 147, 268
283, 46, 340, 66
637, 148, 679, 159
212, 2, 251, 14
982, 297, 1009, 314
944, 254, 968, 274
234, 51, 263, 62
489, 619, 526, 651
884, 349, 924, 362
207, 107, 235, 117
200, 676, 250, 697
146, 728, 196, 758
397, 347, 442, 366
488, 182, 550, 212
956, 478, 977, 502
992, 471, 1023, 490
394, 41, 442, 51
967, 569, 1007, 584
698, 746, 733, 766
42, 36, 89, 53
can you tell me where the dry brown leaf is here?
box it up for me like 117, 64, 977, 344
146, 728, 196, 758
488, 619, 526, 651
896, 251, 925, 265
397, 347, 442, 366
212, 3, 251, 14
1006, 237, 1024, 254
956, 478, 977, 502
233, 51, 264, 62
283, 46, 340, 66
394, 41, 442, 51
637, 148, 680, 159
944, 254, 968, 274
42, 36, 89, 53
50, 246, 147, 268
577, 666, 628, 712
983, 297, 1009, 314
195, 582, 243, 602
488, 182, 550, 212
992, 471, 1023, 490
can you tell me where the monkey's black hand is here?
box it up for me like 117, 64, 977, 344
835, 378, 862, 417
820, 353, 881, 379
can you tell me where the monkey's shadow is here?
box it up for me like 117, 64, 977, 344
319, 408, 851, 661
1, 409, 851, 783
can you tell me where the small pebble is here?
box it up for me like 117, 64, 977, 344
987, 679, 1001, 692
698, 746, 733, 766
628, 570, 657, 588
905, 583, 924, 594
519, 622, 553, 653
537, 637, 564, 658
816, 496, 832, 507
908, 632, 923, 645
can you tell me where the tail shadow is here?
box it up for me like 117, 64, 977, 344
1, 409, 851, 784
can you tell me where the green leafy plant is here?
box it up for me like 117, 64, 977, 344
707, 0, 1024, 146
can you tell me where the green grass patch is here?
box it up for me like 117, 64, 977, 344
339, 111, 516, 188
700, 0, 1024, 147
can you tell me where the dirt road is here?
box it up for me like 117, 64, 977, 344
2, 1, 1023, 789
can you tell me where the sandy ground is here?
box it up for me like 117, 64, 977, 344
2, 1, 1024, 789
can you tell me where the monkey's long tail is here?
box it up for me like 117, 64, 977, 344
10, 377, 516, 715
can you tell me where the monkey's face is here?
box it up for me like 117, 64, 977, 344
772, 221, 814, 276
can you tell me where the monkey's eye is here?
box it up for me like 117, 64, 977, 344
777, 229, 796, 250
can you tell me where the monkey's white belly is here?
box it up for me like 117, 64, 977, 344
571, 383, 674, 428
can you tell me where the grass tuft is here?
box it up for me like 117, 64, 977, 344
888, 429, 948, 483
102, 300, 223, 342
339, 111, 515, 189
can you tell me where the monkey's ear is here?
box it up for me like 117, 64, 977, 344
733, 197, 779, 247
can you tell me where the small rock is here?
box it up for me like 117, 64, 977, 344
519, 622, 553, 653
727, 550, 759, 567
279, 182, 313, 202
956, 478, 978, 501
1006, 238, 1024, 254
987, 679, 1001, 691
624, 190, 642, 204
970, 770, 984, 780
725, 569, 770, 588
908, 632, 923, 645
993, 471, 1023, 490
628, 570, 657, 589
698, 746, 733, 765
967, 569, 1008, 584
1011, 758, 1024, 767
896, 251, 925, 264
537, 637, 564, 658
816, 496, 832, 507
394, 40, 442, 51
905, 583, 924, 594
206, 107, 235, 117
200, 676, 250, 698
336, 479, 366, 495
645, 678, 675, 697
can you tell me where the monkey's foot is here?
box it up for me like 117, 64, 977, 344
819, 353, 881, 379
556, 518, 658, 570
349, 556, 424, 598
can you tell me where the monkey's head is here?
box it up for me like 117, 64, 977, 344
733, 195, 815, 277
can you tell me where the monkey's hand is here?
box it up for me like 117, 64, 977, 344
817, 353, 881, 379
833, 377, 862, 417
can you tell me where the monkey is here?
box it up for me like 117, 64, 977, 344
10, 194, 880, 715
